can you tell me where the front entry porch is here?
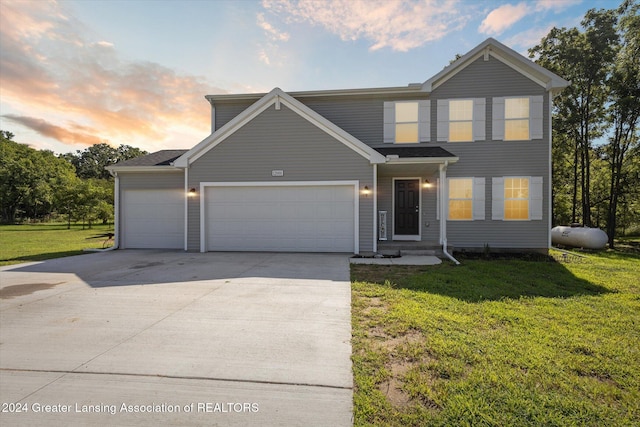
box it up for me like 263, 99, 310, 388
371, 146, 459, 264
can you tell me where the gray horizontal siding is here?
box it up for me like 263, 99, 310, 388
444, 142, 549, 249
214, 56, 548, 151
297, 97, 386, 147
118, 172, 183, 189
189, 104, 374, 252
214, 94, 427, 148
215, 101, 254, 130
375, 141, 550, 250
431, 57, 548, 143
431, 56, 544, 98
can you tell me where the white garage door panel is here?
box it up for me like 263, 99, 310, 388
206, 185, 355, 252
122, 189, 184, 249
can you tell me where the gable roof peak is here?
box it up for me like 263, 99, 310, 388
422, 37, 569, 92
174, 86, 386, 167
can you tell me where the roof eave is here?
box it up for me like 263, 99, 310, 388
105, 166, 183, 173
384, 156, 459, 164
205, 85, 422, 103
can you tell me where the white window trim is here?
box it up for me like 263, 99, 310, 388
437, 98, 485, 142
449, 99, 474, 143
493, 96, 544, 141
383, 101, 430, 144
446, 177, 485, 221
395, 101, 419, 144
504, 97, 530, 141
492, 176, 543, 221
503, 176, 531, 221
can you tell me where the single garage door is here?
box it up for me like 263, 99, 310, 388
121, 189, 184, 249
206, 184, 355, 252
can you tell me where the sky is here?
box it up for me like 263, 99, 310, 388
0, 0, 622, 155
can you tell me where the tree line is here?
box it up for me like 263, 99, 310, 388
530, 0, 640, 247
0, 131, 146, 227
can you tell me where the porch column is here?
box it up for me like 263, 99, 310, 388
439, 162, 448, 245
373, 163, 378, 253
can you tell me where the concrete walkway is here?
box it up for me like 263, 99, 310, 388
0, 251, 352, 426
350, 255, 442, 265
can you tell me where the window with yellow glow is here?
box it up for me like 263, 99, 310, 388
395, 102, 419, 143
504, 177, 529, 220
448, 178, 473, 220
449, 100, 473, 142
505, 98, 529, 141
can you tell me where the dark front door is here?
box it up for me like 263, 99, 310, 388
394, 179, 420, 235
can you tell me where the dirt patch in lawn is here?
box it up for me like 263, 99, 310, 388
374, 329, 435, 409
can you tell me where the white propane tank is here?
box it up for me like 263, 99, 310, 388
551, 225, 608, 249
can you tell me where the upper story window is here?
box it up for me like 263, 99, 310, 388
493, 96, 544, 141
505, 98, 530, 140
383, 101, 430, 144
395, 102, 419, 143
449, 100, 474, 142
437, 98, 485, 142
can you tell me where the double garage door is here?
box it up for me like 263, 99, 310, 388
205, 184, 356, 253
121, 184, 356, 252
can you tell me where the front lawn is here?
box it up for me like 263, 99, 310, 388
0, 223, 114, 266
351, 249, 640, 426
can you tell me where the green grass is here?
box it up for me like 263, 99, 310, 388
351, 248, 640, 426
0, 223, 114, 266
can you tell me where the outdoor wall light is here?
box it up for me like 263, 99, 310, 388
362, 185, 371, 197
188, 188, 197, 197
423, 179, 432, 189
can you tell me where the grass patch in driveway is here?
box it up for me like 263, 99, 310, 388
0, 223, 113, 266
351, 249, 640, 426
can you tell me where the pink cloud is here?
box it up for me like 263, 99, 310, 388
479, 2, 531, 36
3, 114, 108, 147
0, 0, 226, 152
262, 0, 471, 52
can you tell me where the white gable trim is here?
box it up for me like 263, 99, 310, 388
174, 88, 386, 167
421, 38, 570, 93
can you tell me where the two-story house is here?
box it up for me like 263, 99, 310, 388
107, 38, 569, 258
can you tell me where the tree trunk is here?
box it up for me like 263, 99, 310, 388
582, 92, 592, 227
572, 139, 579, 223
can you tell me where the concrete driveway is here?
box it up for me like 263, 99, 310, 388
0, 251, 353, 426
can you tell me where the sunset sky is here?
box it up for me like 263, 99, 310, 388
0, 0, 618, 155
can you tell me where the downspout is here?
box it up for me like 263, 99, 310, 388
184, 165, 189, 251
547, 90, 554, 249
439, 162, 460, 265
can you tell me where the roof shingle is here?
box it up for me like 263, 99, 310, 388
111, 150, 188, 167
